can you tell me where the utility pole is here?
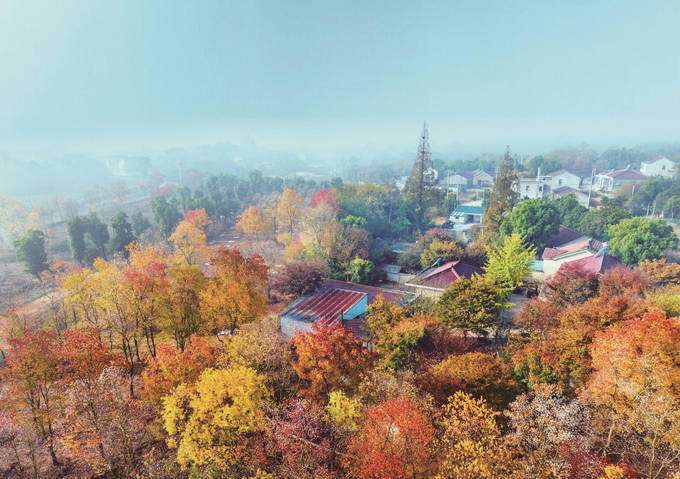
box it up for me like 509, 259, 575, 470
587, 167, 595, 209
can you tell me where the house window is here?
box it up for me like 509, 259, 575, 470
525, 185, 530, 191
558, 179, 562, 185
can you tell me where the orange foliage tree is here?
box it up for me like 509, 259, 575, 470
2, 329, 61, 466
236, 206, 274, 237
200, 248, 267, 335
291, 321, 372, 402
586, 308, 680, 477
141, 336, 220, 409
349, 396, 435, 479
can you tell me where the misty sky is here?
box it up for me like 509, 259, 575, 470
1, 0, 679, 155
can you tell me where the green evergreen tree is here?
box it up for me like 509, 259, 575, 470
131, 211, 151, 237
14, 229, 49, 278
483, 146, 518, 237
109, 212, 136, 258
84, 211, 109, 261
67, 215, 87, 264
404, 122, 438, 234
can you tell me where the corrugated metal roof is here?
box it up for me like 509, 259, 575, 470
319, 279, 405, 305
281, 288, 366, 324
452, 205, 484, 215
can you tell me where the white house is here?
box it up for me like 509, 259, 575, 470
594, 167, 647, 192
551, 186, 590, 207
440, 173, 468, 190
545, 169, 581, 190
641, 157, 677, 178
462, 169, 495, 188
517, 177, 548, 200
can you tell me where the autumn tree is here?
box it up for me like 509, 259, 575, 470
222, 318, 299, 403
436, 391, 516, 478
236, 205, 275, 237
424, 352, 518, 408
182, 208, 211, 230
269, 262, 325, 300
310, 189, 338, 210
586, 308, 680, 477
437, 277, 505, 334
163, 264, 206, 350
14, 229, 49, 278
291, 321, 372, 402
483, 146, 518, 236
122, 242, 169, 357
363, 295, 407, 348
2, 329, 61, 466
507, 384, 594, 478
169, 217, 208, 266
420, 238, 464, 269
57, 329, 130, 471
267, 399, 336, 479
484, 232, 536, 294
277, 189, 304, 238
200, 248, 267, 335
162, 365, 270, 474
141, 336, 219, 409
545, 261, 600, 307
637, 258, 680, 287
349, 396, 435, 479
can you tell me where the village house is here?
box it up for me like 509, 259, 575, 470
594, 167, 647, 192
536, 225, 625, 277
440, 173, 469, 191
279, 279, 404, 339
640, 156, 677, 178
515, 168, 583, 201
556, 246, 625, 275
449, 204, 484, 225
406, 260, 483, 298
545, 169, 581, 190
461, 169, 495, 188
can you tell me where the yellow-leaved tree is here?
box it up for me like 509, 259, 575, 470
162, 365, 271, 473
236, 206, 275, 238
436, 391, 517, 479
169, 219, 208, 266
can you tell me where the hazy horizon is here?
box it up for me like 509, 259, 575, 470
1, 0, 679, 158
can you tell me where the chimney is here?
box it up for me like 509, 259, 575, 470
537, 166, 542, 179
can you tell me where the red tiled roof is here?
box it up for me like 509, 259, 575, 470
545, 169, 568, 176
419, 260, 483, 289
546, 225, 585, 248
557, 253, 626, 275
604, 169, 647, 180
281, 288, 366, 324
542, 238, 604, 260
319, 279, 405, 305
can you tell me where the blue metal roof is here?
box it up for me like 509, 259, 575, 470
452, 205, 484, 215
